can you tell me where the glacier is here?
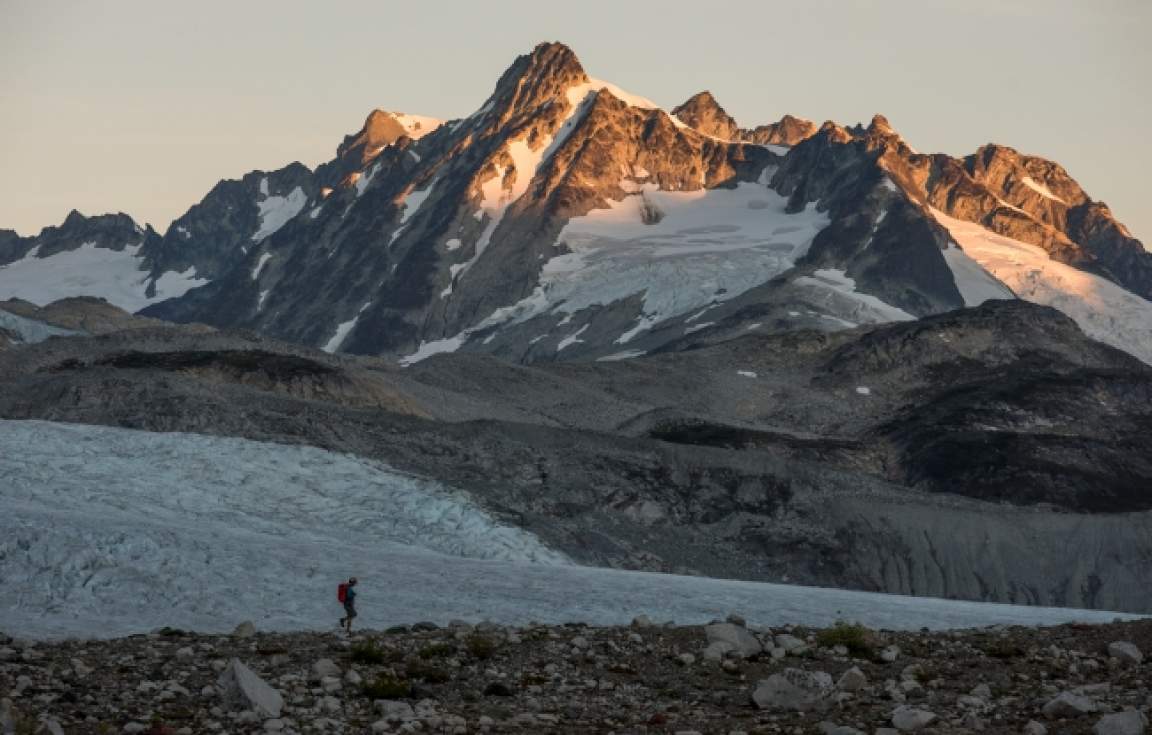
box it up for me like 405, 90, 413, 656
0, 420, 1140, 640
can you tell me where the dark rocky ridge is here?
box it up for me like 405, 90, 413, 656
141, 161, 317, 285
0, 210, 158, 268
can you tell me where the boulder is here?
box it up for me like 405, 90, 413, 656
311, 658, 342, 680
751, 668, 833, 711
1093, 710, 1149, 735
376, 701, 416, 723
1107, 641, 1143, 666
891, 706, 937, 731
1042, 691, 1099, 719
706, 623, 763, 658
836, 666, 867, 692
702, 641, 734, 661
1022, 722, 1048, 735
774, 633, 807, 653
216, 659, 283, 717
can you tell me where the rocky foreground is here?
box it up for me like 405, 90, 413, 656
1, 618, 1149, 735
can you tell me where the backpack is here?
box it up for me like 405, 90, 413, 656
337, 582, 348, 603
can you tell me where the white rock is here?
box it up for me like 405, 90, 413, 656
312, 658, 342, 679
880, 645, 901, 662
43, 720, 65, 735
1093, 710, 1149, 735
263, 720, 285, 732
751, 668, 833, 711
836, 666, 867, 692
677, 653, 695, 666
774, 633, 807, 652
217, 658, 284, 718
175, 646, 195, 658
702, 641, 734, 661
1107, 641, 1143, 665
1042, 691, 1099, 719
376, 700, 416, 722
706, 623, 763, 658
891, 705, 937, 731
122, 724, 147, 734
1022, 721, 1048, 735
970, 683, 992, 699
345, 669, 363, 686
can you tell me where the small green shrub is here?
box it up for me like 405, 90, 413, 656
417, 642, 455, 659
465, 634, 497, 660
981, 638, 1025, 659
350, 640, 390, 665
406, 660, 451, 683
362, 673, 411, 700
815, 621, 876, 657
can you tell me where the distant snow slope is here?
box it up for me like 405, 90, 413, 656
0, 421, 1140, 639
939, 243, 1017, 306
793, 268, 917, 326
0, 242, 206, 311
933, 209, 1152, 365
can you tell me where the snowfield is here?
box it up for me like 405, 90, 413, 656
0, 241, 206, 312
933, 209, 1152, 365
0, 421, 1141, 640
405, 181, 830, 362
252, 179, 308, 242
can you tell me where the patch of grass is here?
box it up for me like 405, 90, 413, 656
405, 660, 451, 683
981, 638, 1025, 659
815, 621, 876, 658
465, 634, 497, 660
361, 673, 411, 700
417, 642, 455, 660
350, 640, 391, 665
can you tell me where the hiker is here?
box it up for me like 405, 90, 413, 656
338, 577, 359, 633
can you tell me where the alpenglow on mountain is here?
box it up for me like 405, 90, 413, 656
1, 41, 1149, 365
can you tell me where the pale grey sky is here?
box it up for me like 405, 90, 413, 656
1, 0, 1148, 243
